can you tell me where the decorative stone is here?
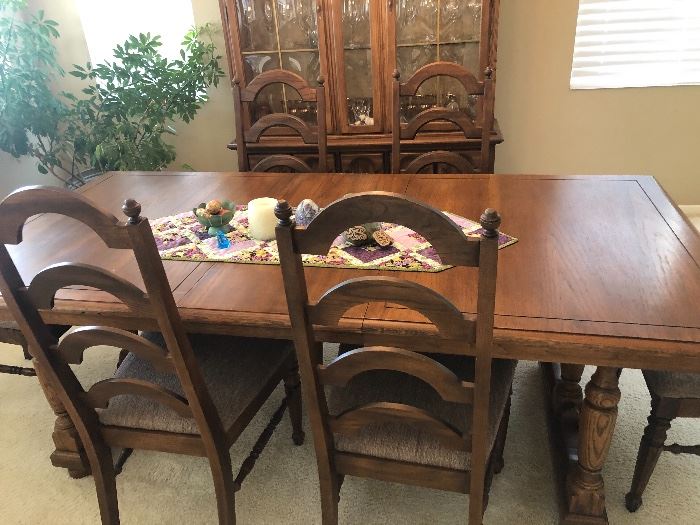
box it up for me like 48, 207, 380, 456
372, 230, 393, 248
342, 222, 380, 246
294, 199, 320, 227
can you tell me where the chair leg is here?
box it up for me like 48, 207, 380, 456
319, 473, 340, 525
492, 391, 512, 475
625, 396, 675, 512
113, 448, 133, 475
86, 443, 120, 525
21, 341, 32, 361
283, 359, 305, 445
208, 450, 237, 525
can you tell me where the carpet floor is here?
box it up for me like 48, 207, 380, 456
0, 341, 698, 524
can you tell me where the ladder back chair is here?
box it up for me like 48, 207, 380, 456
275, 192, 515, 524
626, 370, 700, 512
391, 62, 495, 174
0, 186, 304, 525
233, 69, 327, 173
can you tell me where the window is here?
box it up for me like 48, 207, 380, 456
571, 0, 700, 89
75, 0, 195, 65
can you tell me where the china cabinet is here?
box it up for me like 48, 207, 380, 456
218, 0, 502, 173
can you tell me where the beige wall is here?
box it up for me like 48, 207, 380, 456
3, 0, 699, 204
495, 0, 700, 204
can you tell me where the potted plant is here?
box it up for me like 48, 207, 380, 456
0, 0, 224, 187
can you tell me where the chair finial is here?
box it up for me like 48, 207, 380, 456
393, 69, 401, 80
317, 75, 325, 86
480, 208, 501, 238
275, 200, 294, 227
233, 76, 240, 86
484, 66, 494, 79
122, 199, 142, 225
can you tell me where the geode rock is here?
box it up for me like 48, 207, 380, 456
294, 199, 320, 227
342, 222, 380, 246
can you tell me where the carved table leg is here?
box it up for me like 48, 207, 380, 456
33, 358, 91, 478
553, 364, 586, 415
566, 366, 621, 523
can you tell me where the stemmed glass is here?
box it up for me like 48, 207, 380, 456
467, 0, 482, 37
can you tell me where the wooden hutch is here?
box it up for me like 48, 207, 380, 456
218, 0, 502, 173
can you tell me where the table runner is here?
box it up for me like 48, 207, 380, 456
151, 206, 518, 273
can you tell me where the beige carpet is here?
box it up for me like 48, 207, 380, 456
0, 342, 698, 525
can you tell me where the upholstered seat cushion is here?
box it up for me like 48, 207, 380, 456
99, 333, 292, 434
643, 370, 700, 399
328, 354, 516, 471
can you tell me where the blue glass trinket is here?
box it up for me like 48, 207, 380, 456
216, 231, 230, 249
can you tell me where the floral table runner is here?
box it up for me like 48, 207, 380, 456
151, 206, 518, 273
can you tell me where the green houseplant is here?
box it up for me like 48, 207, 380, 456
0, 0, 224, 187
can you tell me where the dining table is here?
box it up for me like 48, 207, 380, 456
1, 171, 699, 525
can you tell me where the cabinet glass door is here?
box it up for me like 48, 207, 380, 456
394, 0, 482, 119
330, 0, 383, 133
236, 0, 324, 124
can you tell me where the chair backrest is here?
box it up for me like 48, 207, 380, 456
233, 69, 327, 173
0, 186, 227, 452
391, 62, 495, 174
274, 192, 500, 514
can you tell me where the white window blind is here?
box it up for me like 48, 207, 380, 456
75, 0, 195, 66
571, 0, 700, 89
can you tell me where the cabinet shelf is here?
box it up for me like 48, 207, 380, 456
396, 39, 480, 48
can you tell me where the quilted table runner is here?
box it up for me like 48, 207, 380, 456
151, 206, 518, 273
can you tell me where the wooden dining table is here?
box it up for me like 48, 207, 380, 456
2, 171, 699, 524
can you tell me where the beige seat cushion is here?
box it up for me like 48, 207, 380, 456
643, 370, 700, 399
99, 333, 292, 434
328, 354, 516, 471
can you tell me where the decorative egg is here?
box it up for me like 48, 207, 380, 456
294, 199, 320, 227
195, 207, 207, 218
206, 199, 222, 215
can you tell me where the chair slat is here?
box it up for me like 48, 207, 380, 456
27, 262, 150, 313
85, 378, 192, 418
405, 151, 477, 175
399, 61, 482, 97
309, 277, 475, 341
240, 69, 316, 102
318, 346, 474, 404
0, 185, 131, 248
245, 113, 319, 144
295, 192, 480, 266
251, 155, 314, 173
59, 326, 173, 372
334, 451, 470, 493
400, 108, 479, 140
329, 402, 470, 451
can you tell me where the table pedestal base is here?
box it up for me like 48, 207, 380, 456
541, 362, 620, 525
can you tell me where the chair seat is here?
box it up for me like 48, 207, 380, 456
328, 355, 516, 471
643, 369, 700, 399
99, 333, 292, 434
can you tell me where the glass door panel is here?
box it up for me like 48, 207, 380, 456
237, 0, 322, 123
342, 0, 374, 129
394, 0, 483, 122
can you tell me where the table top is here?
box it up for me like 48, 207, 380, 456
2, 172, 699, 372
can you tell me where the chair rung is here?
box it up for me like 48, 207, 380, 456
0, 364, 36, 376
663, 443, 700, 455
233, 397, 288, 492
